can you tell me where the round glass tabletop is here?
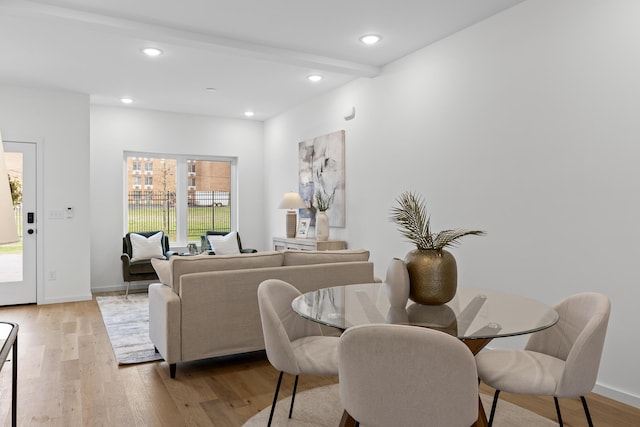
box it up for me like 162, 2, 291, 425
292, 283, 558, 340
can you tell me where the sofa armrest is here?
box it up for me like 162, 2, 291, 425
148, 283, 182, 364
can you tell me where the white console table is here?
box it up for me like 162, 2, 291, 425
273, 237, 346, 251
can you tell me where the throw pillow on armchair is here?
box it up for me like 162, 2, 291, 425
130, 231, 167, 262
207, 231, 241, 255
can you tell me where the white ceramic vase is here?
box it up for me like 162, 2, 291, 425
316, 211, 330, 241
385, 257, 410, 308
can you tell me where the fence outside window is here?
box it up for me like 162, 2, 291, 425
127, 191, 231, 241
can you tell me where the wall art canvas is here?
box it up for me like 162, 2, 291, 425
298, 130, 345, 227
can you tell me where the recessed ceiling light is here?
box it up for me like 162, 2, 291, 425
244, 111, 255, 117
205, 87, 217, 92
121, 97, 134, 104
142, 47, 163, 57
307, 74, 323, 82
359, 34, 382, 45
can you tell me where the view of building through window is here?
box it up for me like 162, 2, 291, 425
125, 154, 233, 243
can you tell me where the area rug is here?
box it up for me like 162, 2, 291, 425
96, 293, 163, 365
243, 384, 557, 426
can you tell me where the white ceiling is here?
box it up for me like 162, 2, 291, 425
0, 0, 526, 121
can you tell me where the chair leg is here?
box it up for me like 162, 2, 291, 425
125, 281, 130, 299
553, 397, 564, 426
267, 371, 284, 427
288, 375, 299, 419
580, 396, 594, 427
169, 363, 176, 379
488, 389, 500, 427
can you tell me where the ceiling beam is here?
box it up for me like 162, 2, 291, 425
2, 0, 381, 77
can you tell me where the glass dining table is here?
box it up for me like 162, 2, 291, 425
291, 283, 559, 427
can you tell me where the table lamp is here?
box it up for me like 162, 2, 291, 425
278, 192, 305, 238
0, 131, 19, 244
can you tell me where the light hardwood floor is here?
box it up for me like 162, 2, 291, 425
0, 294, 638, 426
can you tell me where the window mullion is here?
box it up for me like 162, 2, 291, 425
175, 157, 188, 246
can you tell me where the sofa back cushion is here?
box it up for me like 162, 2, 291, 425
152, 251, 284, 291
178, 261, 375, 361
282, 249, 370, 266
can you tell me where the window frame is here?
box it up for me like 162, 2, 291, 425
124, 151, 238, 247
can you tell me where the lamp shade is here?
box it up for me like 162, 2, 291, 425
278, 192, 306, 210
0, 131, 19, 244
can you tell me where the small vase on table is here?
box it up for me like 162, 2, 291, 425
385, 257, 410, 308
316, 211, 330, 241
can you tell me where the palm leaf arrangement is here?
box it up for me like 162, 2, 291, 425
390, 191, 485, 251
314, 189, 335, 212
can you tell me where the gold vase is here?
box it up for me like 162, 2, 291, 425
404, 249, 457, 305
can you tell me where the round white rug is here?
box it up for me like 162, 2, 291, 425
243, 384, 557, 426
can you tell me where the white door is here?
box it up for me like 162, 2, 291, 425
0, 141, 37, 305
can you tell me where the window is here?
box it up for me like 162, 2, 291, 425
125, 152, 235, 245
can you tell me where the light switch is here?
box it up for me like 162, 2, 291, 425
48, 210, 64, 220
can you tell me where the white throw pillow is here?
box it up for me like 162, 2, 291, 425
130, 232, 166, 262
207, 231, 240, 255
151, 258, 171, 285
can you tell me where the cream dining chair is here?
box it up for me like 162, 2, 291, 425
257, 279, 339, 426
476, 292, 611, 427
338, 323, 479, 427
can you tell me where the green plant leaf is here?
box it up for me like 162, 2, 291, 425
389, 191, 485, 250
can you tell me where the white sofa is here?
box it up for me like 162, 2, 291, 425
148, 249, 375, 378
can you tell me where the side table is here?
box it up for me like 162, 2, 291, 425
273, 237, 346, 251
0, 322, 18, 427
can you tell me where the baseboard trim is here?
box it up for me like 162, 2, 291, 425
91, 282, 155, 294
593, 383, 640, 409
40, 293, 93, 305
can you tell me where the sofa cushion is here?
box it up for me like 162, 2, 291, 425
282, 249, 370, 266
154, 251, 284, 291
207, 231, 240, 255
151, 257, 173, 286
130, 231, 166, 262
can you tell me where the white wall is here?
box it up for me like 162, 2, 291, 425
0, 84, 91, 303
90, 106, 264, 291
264, 0, 640, 407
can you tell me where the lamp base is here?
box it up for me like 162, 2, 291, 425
286, 210, 297, 238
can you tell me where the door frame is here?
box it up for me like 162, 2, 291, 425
4, 134, 44, 304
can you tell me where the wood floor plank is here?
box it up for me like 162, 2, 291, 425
1, 295, 639, 426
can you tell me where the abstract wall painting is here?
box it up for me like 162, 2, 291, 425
298, 130, 345, 227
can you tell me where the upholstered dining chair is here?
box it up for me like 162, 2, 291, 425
476, 292, 611, 427
338, 323, 479, 427
257, 279, 339, 427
